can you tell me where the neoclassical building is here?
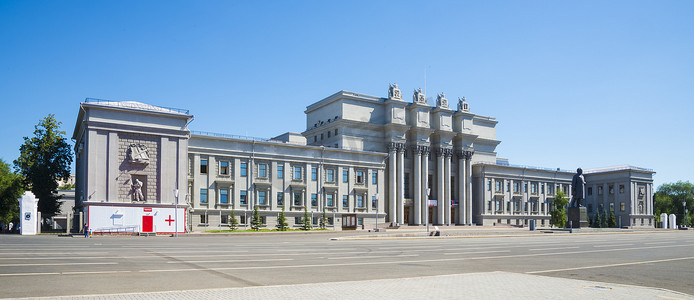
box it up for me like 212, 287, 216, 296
72, 85, 655, 233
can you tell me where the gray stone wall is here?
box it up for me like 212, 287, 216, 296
117, 133, 160, 202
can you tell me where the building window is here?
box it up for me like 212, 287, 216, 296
327, 169, 335, 182
531, 183, 538, 195
312, 217, 318, 225
495, 199, 501, 211
356, 171, 364, 184
343, 169, 349, 183
548, 184, 553, 195
357, 195, 364, 207
327, 131, 331, 138
200, 160, 208, 174
541, 184, 545, 194
295, 217, 301, 225
506, 182, 510, 192
240, 162, 247, 177
258, 191, 267, 205
524, 183, 528, 193
334, 129, 338, 136
321, 133, 324, 140
240, 191, 247, 205
588, 187, 593, 196
200, 189, 208, 203
609, 202, 615, 212
514, 198, 521, 212
258, 164, 267, 178
495, 180, 502, 192
219, 161, 229, 175
277, 165, 284, 179
619, 185, 625, 194
513, 182, 520, 193
277, 192, 284, 206
588, 204, 593, 213
311, 168, 317, 181
620, 202, 626, 212
598, 186, 603, 195
314, 136, 317, 142
293, 166, 302, 180
372, 172, 378, 184
240, 215, 246, 225
343, 195, 349, 208
221, 214, 228, 224
326, 194, 334, 207
311, 193, 318, 206
328, 217, 334, 225
609, 185, 614, 195
200, 214, 207, 224
260, 216, 267, 225
293, 192, 302, 206
372, 195, 377, 209
357, 217, 363, 226
219, 189, 228, 204
487, 180, 492, 191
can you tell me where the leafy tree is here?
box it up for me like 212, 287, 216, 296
319, 210, 327, 229
654, 181, 694, 227
228, 209, 238, 231
0, 160, 25, 225
607, 210, 617, 228
587, 213, 591, 227
276, 207, 288, 231
300, 206, 312, 231
601, 209, 608, 228
14, 115, 73, 219
250, 205, 262, 231
549, 190, 569, 228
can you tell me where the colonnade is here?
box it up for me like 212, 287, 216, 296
387, 142, 474, 226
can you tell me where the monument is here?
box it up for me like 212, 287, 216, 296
18, 191, 39, 235
568, 168, 589, 228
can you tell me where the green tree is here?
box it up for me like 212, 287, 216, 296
14, 115, 73, 219
319, 210, 327, 229
654, 181, 694, 227
549, 190, 569, 228
0, 160, 25, 225
228, 209, 238, 231
593, 210, 602, 228
276, 207, 288, 231
250, 205, 262, 231
607, 210, 617, 228
601, 209, 608, 228
300, 206, 312, 231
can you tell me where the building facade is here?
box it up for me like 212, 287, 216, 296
73, 85, 655, 233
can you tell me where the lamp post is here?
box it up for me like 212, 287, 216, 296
684, 201, 687, 228
374, 193, 379, 232
426, 188, 431, 234
173, 189, 179, 237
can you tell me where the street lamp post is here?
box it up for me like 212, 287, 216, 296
426, 188, 431, 234
173, 189, 179, 237
684, 201, 687, 228
374, 193, 379, 232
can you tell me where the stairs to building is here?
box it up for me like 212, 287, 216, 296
138, 232, 156, 237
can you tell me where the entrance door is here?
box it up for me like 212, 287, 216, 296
428, 207, 434, 225
404, 207, 410, 224
142, 215, 153, 232
451, 209, 456, 224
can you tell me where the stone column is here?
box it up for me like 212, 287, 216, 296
388, 143, 397, 224
465, 151, 473, 225
444, 150, 452, 225
421, 148, 430, 226
413, 146, 422, 225
456, 151, 465, 225
397, 144, 405, 225
436, 148, 445, 225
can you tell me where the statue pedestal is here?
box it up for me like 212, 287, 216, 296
568, 207, 589, 228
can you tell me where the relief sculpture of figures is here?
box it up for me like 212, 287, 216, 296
132, 179, 145, 202
127, 144, 150, 164
571, 168, 586, 207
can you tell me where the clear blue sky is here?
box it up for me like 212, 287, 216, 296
1, 1, 692, 189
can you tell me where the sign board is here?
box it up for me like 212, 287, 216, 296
428, 200, 437, 207
143, 207, 152, 212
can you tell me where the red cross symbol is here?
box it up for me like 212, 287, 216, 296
165, 215, 175, 226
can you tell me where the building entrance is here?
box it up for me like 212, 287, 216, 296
428, 207, 434, 225
142, 216, 153, 232
404, 207, 410, 224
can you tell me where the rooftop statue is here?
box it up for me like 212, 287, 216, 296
413, 88, 426, 104
436, 93, 448, 108
388, 83, 402, 100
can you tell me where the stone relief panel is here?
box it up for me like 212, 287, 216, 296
118, 133, 159, 203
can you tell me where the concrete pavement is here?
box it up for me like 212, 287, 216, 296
14, 271, 693, 300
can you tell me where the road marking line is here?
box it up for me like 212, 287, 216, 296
0, 272, 60, 277
528, 247, 579, 251
526, 256, 694, 274
61, 271, 132, 275
443, 250, 511, 255
327, 254, 418, 260
0, 262, 118, 267
593, 243, 634, 248
167, 258, 293, 263
644, 241, 677, 245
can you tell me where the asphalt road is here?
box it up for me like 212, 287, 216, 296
0, 230, 693, 298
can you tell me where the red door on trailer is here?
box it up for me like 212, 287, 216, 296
142, 215, 153, 232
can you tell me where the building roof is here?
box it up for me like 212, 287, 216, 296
83, 98, 191, 115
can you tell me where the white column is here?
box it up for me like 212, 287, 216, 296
444, 151, 451, 225
397, 146, 405, 225
413, 147, 422, 225
421, 148, 429, 226
466, 153, 473, 226
457, 153, 465, 225
436, 149, 445, 225
388, 145, 397, 224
